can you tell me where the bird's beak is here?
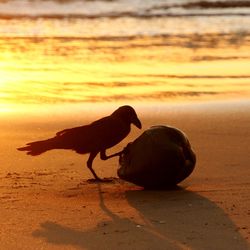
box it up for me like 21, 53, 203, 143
132, 117, 142, 129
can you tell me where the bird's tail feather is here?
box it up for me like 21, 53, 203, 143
17, 138, 57, 156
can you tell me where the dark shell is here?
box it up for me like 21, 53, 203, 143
118, 125, 196, 188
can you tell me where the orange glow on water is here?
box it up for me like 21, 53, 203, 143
0, 34, 250, 111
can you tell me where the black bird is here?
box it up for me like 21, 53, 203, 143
17, 105, 142, 181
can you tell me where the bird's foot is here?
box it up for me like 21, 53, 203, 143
87, 177, 113, 183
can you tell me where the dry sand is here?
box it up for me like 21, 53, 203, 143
0, 100, 250, 250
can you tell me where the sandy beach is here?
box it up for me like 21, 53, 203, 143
0, 100, 249, 249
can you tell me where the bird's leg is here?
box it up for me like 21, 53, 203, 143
100, 149, 123, 160
87, 151, 113, 183
87, 151, 102, 181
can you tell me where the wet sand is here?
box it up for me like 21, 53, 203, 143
0, 100, 250, 249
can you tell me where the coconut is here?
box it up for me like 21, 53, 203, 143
118, 125, 196, 188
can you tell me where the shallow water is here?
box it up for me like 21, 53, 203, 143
0, 0, 250, 110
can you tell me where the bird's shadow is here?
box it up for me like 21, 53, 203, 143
32, 183, 248, 249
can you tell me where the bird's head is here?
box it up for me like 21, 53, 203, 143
113, 105, 142, 129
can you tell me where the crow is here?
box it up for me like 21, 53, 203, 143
17, 105, 142, 181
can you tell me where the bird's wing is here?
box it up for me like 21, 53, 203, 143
50, 115, 130, 153
53, 125, 93, 152
56, 125, 87, 137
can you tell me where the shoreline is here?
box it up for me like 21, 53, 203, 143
1, 97, 250, 116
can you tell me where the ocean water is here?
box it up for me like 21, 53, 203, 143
0, 0, 250, 109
